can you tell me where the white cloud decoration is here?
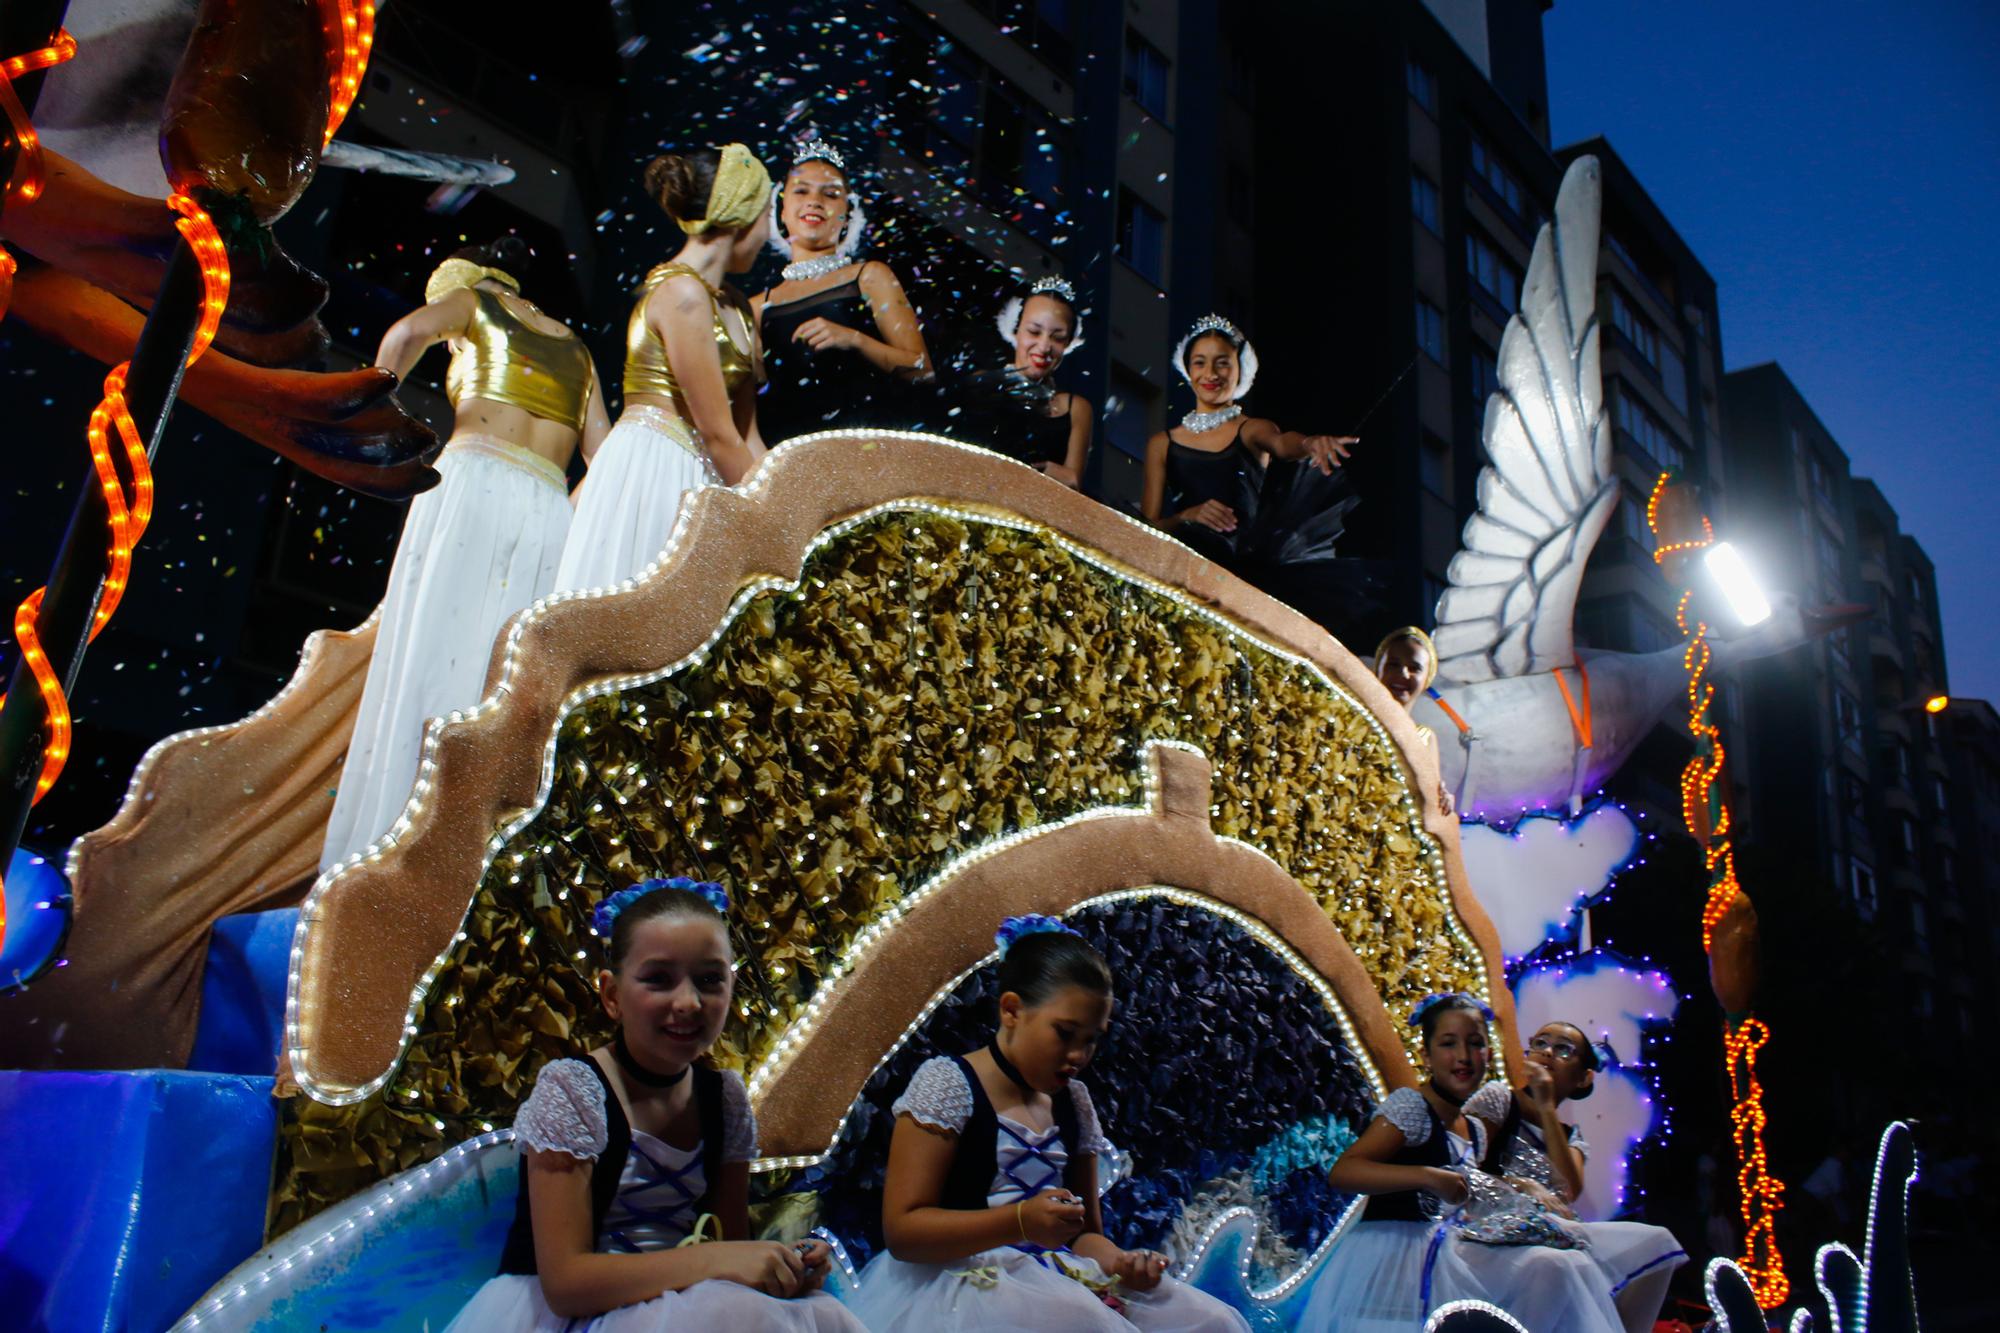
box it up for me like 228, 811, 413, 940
1457, 804, 1640, 959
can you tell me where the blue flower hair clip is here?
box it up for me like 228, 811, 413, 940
995, 913, 1080, 956
592, 877, 730, 937
1407, 991, 1496, 1028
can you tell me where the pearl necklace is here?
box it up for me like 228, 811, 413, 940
781, 253, 851, 283
1180, 404, 1243, 434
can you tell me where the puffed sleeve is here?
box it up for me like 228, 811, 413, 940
1567, 1124, 1589, 1161
1066, 1080, 1111, 1156
1462, 1081, 1513, 1125
718, 1069, 758, 1163
513, 1058, 609, 1161
1375, 1086, 1433, 1145
892, 1057, 974, 1135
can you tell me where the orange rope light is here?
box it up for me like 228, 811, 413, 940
323, 2, 376, 145
0, 27, 78, 331
1648, 471, 1789, 1308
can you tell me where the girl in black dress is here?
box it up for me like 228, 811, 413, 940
946, 276, 1094, 488
753, 140, 931, 444
1142, 314, 1381, 643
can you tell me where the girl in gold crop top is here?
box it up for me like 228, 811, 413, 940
320, 237, 608, 870
553, 143, 776, 595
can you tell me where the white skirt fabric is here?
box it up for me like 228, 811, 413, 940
553, 405, 718, 594
320, 437, 570, 870
443, 1273, 864, 1332
850, 1246, 1250, 1333
1575, 1220, 1686, 1333
1295, 1219, 1626, 1333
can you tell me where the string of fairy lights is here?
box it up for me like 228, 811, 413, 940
1647, 470, 1789, 1308
0, 3, 375, 950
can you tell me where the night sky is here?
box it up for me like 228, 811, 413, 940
1544, 0, 2000, 705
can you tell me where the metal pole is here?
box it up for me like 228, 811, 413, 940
0, 230, 205, 881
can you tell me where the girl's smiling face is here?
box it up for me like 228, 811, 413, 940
1377, 636, 1432, 710
1013, 294, 1077, 380
599, 915, 734, 1076
781, 160, 850, 252
1425, 1008, 1491, 1102
999, 982, 1114, 1093
1185, 333, 1241, 408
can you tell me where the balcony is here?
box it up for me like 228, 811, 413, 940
1869, 630, 1904, 671
1859, 554, 1892, 591
1872, 709, 1911, 744
1881, 786, 1917, 816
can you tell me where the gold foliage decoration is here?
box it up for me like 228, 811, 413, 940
272, 509, 1483, 1231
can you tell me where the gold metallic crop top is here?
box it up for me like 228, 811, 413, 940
444, 287, 594, 433
623, 262, 759, 400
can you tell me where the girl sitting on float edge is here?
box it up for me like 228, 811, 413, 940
851, 915, 1250, 1332
1300, 993, 1628, 1333
445, 879, 863, 1332
1465, 1022, 1687, 1333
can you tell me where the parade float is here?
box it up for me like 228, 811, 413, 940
0, 4, 1915, 1331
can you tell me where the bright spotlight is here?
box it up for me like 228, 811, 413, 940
1924, 695, 1949, 714
1704, 542, 1771, 627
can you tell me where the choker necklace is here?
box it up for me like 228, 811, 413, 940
613, 1029, 690, 1089
782, 253, 851, 283
1180, 404, 1243, 434
987, 1038, 1038, 1096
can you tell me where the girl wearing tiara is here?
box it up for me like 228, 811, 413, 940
1300, 993, 1626, 1333
323, 237, 607, 869
754, 138, 933, 444
446, 879, 864, 1331
851, 916, 1249, 1331
1465, 1022, 1686, 1333
554, 143, 772, 593
950, 277, 1094, 488
1142, 315, 1381, 644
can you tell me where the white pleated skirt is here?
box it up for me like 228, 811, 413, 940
1295, 1219, 1626, 1333
851, 1246, 1250, 1333
320, 437, 570, 870
444, 1273, 865, 1332
552, 405, 717, 594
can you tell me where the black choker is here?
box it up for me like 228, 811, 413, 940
614, 1029, 690, 1089
987, 1037, 1037, 1096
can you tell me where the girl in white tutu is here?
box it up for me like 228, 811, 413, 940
322, 237, 607, 869
553, 142, 771, 593
446, 879, 863, 1332
1299, 993, 1627, 1332
850, 915, 1250, 1333
1466, 1022, 1687, 1333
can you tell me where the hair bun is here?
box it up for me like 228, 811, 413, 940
644, 153, 707, 222
994, 913, 1080, 956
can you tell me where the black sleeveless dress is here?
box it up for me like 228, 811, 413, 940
1164, 422, 1387, 647
939, 365, 1073, 467
760, 277, 921, 443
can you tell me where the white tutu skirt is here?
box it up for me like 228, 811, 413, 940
553, 406, 717, 594
1576, 1220, 1686, 1333
443, 1274, 864, 1332
1296, 1220, 1626, 1333
321, 437, 570, 869
850, 1246, 1250, 1332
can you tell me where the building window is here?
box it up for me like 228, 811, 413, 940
1612, 385, 1688, 473
1469, 340, 1500, 410
1899, 816, 1918, 858
1105, 367, 1157, 461
1466, 231, 1521, 312
1420, 431, 1451, 498
1116, 188, 1165, 284
1124, 28, 1170, 119
1468, 130, 1527, 218
1620, 487, 1655, 551
1415, 296, 1446, 364
1407, 58, 1437, 115
1809, 451, 1834, 502
1907, 569, 1926, 605
1850, 858, 1878, 917
1940, 852, 1956, 893
1842, 772, 1867, 823
1422, 572, 1447, 628
1816, 528, 1844, 599
1836, 692, 1865, 758
1910, 897, 1928, 948
1609, 287, 1662, 369
1932, 774, 1949, 816
1411, 170, 1442, 235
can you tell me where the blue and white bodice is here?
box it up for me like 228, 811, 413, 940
512, 1057, 756, 1251
894, 1055, 1110, 1205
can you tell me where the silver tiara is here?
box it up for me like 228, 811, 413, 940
1187, 312, 1244, 343
1029, 275, 1078, 303
793, 139, 846, 173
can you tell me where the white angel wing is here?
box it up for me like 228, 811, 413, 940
1433, 156, 1618, 684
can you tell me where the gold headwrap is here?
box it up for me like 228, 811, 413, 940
1374, 626, 1440, 690
677, 142, 772, 236
425, 258, 521, 306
